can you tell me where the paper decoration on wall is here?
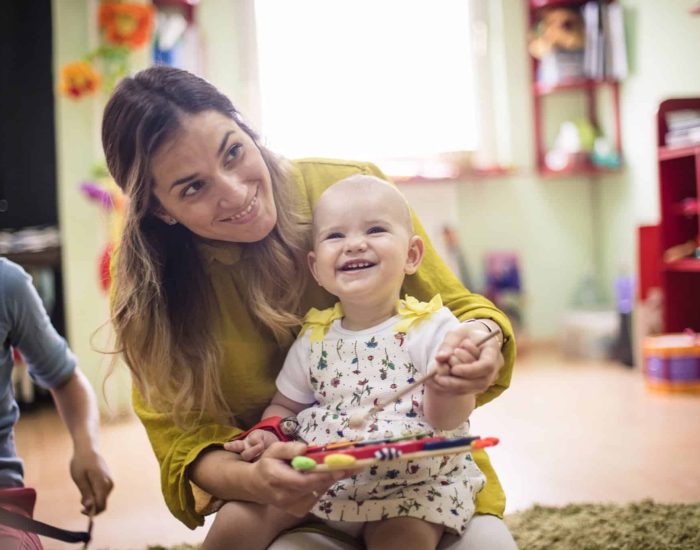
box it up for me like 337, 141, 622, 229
58, 1, 154, 100
79, 169, 126, 292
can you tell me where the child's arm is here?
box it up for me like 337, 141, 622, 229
223, 392, 308, 461
423, 356, 478, 431
50, 368, 114, 515
417, 309, 484, 431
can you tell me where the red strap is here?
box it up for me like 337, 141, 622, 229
229, 416, 291, 443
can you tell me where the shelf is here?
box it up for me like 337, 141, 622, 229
529, 0, 592, 9
537, 164, 622, 178
534, 78, 619, 96
663, 258, 700, 273
527, 0, 623, 179
3, 247, 61, 268
658, 144, 700, 161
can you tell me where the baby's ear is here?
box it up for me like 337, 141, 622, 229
404, 235, 424, 275
307, 251, 322, 285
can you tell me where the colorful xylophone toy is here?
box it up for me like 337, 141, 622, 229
291, 433, 499, 472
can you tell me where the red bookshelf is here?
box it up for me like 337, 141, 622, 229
527, 0, 622, 175
656, 98, 700, 331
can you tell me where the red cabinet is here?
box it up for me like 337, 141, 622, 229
656, 98, 700, 331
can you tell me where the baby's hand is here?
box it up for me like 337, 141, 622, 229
223, 429, 280, 462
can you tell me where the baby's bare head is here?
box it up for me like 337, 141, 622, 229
312, 175, 413, 241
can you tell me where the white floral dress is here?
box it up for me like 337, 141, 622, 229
276, 296, 485, 534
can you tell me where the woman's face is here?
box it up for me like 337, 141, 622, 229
150, 110, 277, 243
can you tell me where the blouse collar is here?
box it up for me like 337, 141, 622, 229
196, 240, 243, 266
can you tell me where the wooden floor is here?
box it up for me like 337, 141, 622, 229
15, 347, 700, 550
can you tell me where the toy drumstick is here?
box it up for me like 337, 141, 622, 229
348, 329, 501, 429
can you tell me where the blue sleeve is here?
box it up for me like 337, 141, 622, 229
1, 260, 76, 389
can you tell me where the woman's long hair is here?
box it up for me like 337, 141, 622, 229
102, 66, 307, 427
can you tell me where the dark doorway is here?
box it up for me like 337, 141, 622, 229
0, 0, 57, 230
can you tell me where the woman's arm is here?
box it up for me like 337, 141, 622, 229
134, 386, 342, 526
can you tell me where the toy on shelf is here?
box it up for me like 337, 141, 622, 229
528, 7, 585, 60
643, 331, 700, 394
291, 433, 499, 473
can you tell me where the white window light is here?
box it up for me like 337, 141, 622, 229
254, 0, 477, 161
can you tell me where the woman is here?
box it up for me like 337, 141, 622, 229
102, 65, 516, 549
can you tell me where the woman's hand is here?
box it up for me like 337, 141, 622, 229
249, 441, 350, 517
431, 321, 504, 396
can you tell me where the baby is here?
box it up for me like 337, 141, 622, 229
224, 175, 486, 549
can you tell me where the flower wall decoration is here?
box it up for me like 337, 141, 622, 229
59, 1, 154, 100
79, 168, 126, 293
99, 2, 154, 48
58, 61, 101, 99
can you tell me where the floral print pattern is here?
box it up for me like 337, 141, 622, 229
296, 316, 485, 534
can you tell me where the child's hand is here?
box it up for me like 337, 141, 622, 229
70, 447, 114, 516
223, 429, 280, 462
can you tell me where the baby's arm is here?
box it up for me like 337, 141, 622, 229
423, 356, 478, 431
416, 309, 479, 430
223, 392, 307, 462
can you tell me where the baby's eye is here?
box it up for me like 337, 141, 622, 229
367, 226, 387, 234
182, 180, 204, 197
325, 232, 344, 240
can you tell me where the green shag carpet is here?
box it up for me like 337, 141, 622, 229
504, 500, 700, 550
145, 500, 700, 550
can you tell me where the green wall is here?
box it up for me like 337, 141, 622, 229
51, 0, 700, 411
53, 0, 137, 416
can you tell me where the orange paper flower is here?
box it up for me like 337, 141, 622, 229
59, 61, 101, 99
99, 2, 154, 49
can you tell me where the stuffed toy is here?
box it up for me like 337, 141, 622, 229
528, 7, 585, 59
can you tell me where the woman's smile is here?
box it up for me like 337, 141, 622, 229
218, 186, 259, 224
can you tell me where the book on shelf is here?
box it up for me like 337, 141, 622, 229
582, 0, 627, 81
664, 109, 700, 147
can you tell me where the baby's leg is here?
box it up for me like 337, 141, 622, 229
364, 517, 444, 550
201, 500, 304, 550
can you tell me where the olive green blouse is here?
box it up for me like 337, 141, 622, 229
131, 158, 515, 528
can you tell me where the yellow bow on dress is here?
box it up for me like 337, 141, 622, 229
301, 302, 344, 342
393, 294, 443, 333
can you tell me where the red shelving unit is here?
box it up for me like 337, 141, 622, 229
656, 98, 700, 332
527, 0, 622, 175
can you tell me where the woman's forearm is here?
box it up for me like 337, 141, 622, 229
189, 448, 260, 502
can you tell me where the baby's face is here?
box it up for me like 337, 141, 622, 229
308, 181, 421, 306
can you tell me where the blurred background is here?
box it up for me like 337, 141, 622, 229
2, 0, 699, 548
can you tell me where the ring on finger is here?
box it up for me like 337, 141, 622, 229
312, 490, 319, 497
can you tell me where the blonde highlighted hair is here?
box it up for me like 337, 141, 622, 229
102, 66, 307, 427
